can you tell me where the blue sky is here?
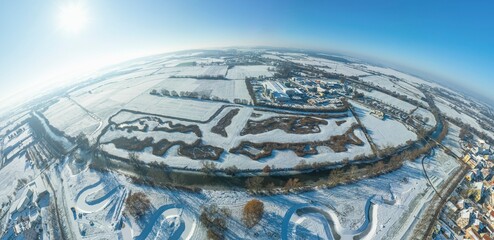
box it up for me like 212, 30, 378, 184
1, 1, 493, 103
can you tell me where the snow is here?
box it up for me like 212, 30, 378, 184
43, 98, 100, 137
69, 73, 168, 121
2, 123, 30, 150
125, 95, 224, 122
413, 107, 436, 130
0, 153, 35, 206
134, 204, 196, 240
441, 123, 463, 159
226, 65, 274, 79
351, 101, 417, 149
151, 78, 253, 102
170, 65, 228, 78
282, 200, 378, 239
33, 112, 74, 150
318, 65, 369, 77
359, 75, 426, 105
75, 180, 122, 213
87, 146, 460, 239
434, 96, 494, 139
261, 54, 285, 61
2, 49, 480, 240
102, 107, 374, 171
363, 89, 417, 113
359, 65, 448, 91
289, 56, 369, 76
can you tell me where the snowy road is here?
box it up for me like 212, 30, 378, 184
134, 204, 196, 240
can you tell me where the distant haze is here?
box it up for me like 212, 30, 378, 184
1, 1, 493, 105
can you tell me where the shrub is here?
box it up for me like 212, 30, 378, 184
284, 178, 301, 190
201, 161, 218, 175
224, 165, 239, 176
76, 133, 90, 150
242, 199, 264, 228
245, 177, 264, 191
200, 204, 231, 240
125, 192, 151, 219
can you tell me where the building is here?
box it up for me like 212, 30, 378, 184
487, 190, 494, 207
463, 154, 479, 169
262, 81, 290, 102
457, 199, 465, 210
445, 201, 458, 214
370, 110, 385, 120
456, 209, 472, 229
14, 188, 33, 213
262, 80, 304, 102
473, 182, 484, 202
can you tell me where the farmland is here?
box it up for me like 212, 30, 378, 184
2, 48, 489, 240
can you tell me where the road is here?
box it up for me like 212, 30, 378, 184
43, 172, 68, 240
421, 148, 443, 201
66, 97, 103, 137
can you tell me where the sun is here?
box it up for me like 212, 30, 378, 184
58, 2, 88, 34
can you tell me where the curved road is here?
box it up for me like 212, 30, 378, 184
76, 180, 121, 213
134, 204, 196, 240
282, 199, 378, 240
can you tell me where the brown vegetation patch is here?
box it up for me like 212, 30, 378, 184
200, 204, 231, 240
335, 120, 347, 126
112, 137, 153, 151
115, 116, 202, 137
211, 108, 240, 137
242, 199, 264, 228
109, 137, 223, 160
231, 124, 364, 160
178, 140, 224, 160
240, 116, 328, 136
125, 192, 151, 219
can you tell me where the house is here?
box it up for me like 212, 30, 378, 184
445, 201, 458, 214
481, 168, 492, 180
457, 199, 465, 210
370, 110, 384, 120
14, 188, 33, 213
472, 182, 485, 202
456, 209, 472, 229
487, 190, 494, 207
465, 226, 482, 240
463, 154, 478, 169
466, 171, 475, 182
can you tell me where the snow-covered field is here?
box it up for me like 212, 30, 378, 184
62, 143, 460, 239
2, 48, 486, 240
413, 107, 436, 130
351, 101, 417, 149
441, 123, 463, 157
226, 65, 274, 79
358, 64, 450, 92
125, 95, 224, 122
318, 64, 369, 77
0, 153, 35, 205
63, 168, 197, 240
171, 66, 228, 78
151, 78, 253, 102
360, 75, 427, 105
43, 98, 100, 137
434, 96, 494, 139
69, 73, 166, 121
101, 107, 374, 170
287, 55, 369, 76
363, 89, 417, 113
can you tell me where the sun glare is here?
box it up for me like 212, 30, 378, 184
58, 2, 88, 34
